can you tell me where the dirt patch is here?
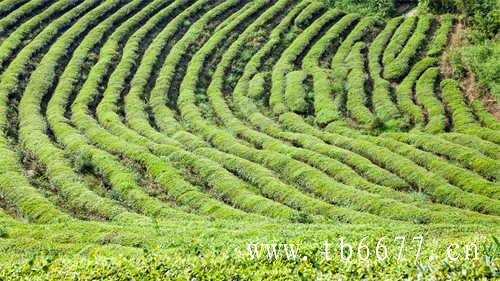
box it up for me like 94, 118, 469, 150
403, 7, 417, 17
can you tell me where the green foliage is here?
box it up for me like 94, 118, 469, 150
316, 0, 399, 17
289, 212, 314, 223
285, 70, 309, 113
382, 16, 417, 66
440, 133, 500, 160
303, 13, 360, 125
1, 0, 499, 278
368, 16, 407, 128
280, 112, 500, 216
395, 57, 438, 128
294, 1, 326, 28
384, 15, 434, 80
415, 67, 447, 133
346, 42, 381, 129
378, 133, 500, 199
450, 41, 500, 99
418, 0, 498, 40
427, 14, 454, 56
386, 132, 500, 181
270, 8, 343, 114
247, 72, 268, 99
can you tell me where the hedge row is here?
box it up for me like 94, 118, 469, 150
395, 57, 438, 129
123, 0, 362, 222
0, 0, 30, 19
382, 16, 416, 66
194, 146, 368, 223
166, 148, 297, 220
0, 148, 71, 223
164, 1, 488, 222
415, 67, 447, 133
177, 0, 387, 222
427, 14, 454, 57
384, 133, 500, 181
440, 79, 500, 144
279, 112, 500, 216
330, 16, 379, 69
226, 9, 409, 191
0, 0, 103, 224
367, 16, 406, 129
384, 15, 434, 80
439, 133, 500, 160
329, 16, 380, 127
269, 8, 343, 114
96, 0, 196, 150
0, 125, 70, 223
279, 114, 500, 224
68, 0, 255, 221
17, 0, 144, 221
247, 71, 268, 99
146, 0, 251, 136
92, 0, 302, 221
174, 0, 395, 223
368, 17, 402, 77
0, 0, 91, 73
440, 79, 478, 129
345, 42, 379, 129
45, 0, 199, 221
373, 134, 500, 200
469, 99, 500, 130
293, 0, 326, 28
0, 0, 54, 36
302, 13, 360, 125
178, 0, 442, 224
211, 0, 406, 198
284, 70, 309, 112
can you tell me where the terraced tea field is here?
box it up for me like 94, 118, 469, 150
0, 0, 498, 278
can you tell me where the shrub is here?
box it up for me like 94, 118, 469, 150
384, 15, 434, 80
285, 71, 309, 113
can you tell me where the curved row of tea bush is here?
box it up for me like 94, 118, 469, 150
441, 79, 500, 144
270, 8, 343, 115
45, 0, 199, 220
395, 57, 438, 129
284, 70, 309, 112
385, 132, 500, 181
119, 0, 376, 222
439, 133, 500, 160
381, 16, 416, 66
427, 15, 454, 57
228, 10, 410, 190
345, 42, 379, 129
0, 0, 95, 73
190, 1, 462, 223
372, 134, 500, 199
279, 112, 500, 215
1, 0, 498, 233
367, 16, 405, 129
68, 0, 254, 221
175, 0, 441, 223
0, 0, 54, 37
17, 0, 150, 221
415, 67, 447, 133
303, 13, 359, 124
384, 15, 433, 80
0, 0, 117, 223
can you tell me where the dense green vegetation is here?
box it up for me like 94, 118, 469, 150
419, 0, 499, 100
0, 0, 498, 278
